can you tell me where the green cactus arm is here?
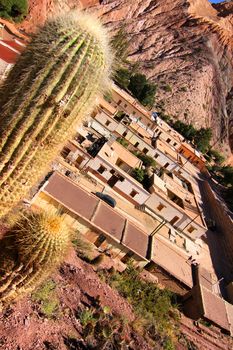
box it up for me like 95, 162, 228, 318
0, 11, 113, 218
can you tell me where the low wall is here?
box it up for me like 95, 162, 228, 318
202, 181, 233, 281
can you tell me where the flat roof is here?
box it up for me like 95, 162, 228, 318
92, 203, 125, 242
41, 172, 149, 260
200, 285, 233, 334
44, 172, 99, 221
97, 96, 117, 115
122, 221, 149, 259
98, 140, 142, 169
152, 237, 192, 287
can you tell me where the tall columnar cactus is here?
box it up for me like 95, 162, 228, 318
0, 210, 71, 303
0, 11, 113, 218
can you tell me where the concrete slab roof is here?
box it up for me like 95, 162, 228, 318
122, 221, 149, 260
42, 172, 150, 260
200, 286, 232, 334
92, 203, 125, 242
152, 237, 192, 287
43, 172, 99, 221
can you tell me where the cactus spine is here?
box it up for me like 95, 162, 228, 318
0, 12, 112, 218
0, 210, 70, 303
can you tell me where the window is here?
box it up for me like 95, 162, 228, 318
155, 153, 159, 158
124, 103, 127, 108
61, 147, 70, 159
97, 165, 106, 174
74, 156, 84, 167
157, 203, 165, 211
116, 158, 124, 167
134, 142, 139, 147
110, 169, 115, 175
187, 226, 196, 234
174, 142, 177, 147
142, 147, 149, 154
132, 111, 136, 115
95, 234, 106, 248
121, 251, 134, 264
130, 190, 138, 198
105, 120, 110, 126
122, 131, 128, 137
164, 162, 169, 168
117, 99, 122, 105
166, 138, 171, 143
170, 216, 180, 225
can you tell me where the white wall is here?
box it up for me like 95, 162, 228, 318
144, 193, 206, 240
88, 156, 150, 205
94, 111, 118, 132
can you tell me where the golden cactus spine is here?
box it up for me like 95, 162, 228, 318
0, 12, 112, 218
0, 210, 70, 303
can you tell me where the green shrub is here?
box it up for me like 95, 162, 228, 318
207, 149, 225, 165
116, 137, 128, 147
136, 153, 156, 167
161, 84, 172, 92
32, 279, 60, 318
0, 0, 28, 22
102, 264, 179, 348
132, 167, 146, 183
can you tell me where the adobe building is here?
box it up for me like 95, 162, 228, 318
183, 265, 233, 336
32, 171, 151, 268
178, 142, 207, 172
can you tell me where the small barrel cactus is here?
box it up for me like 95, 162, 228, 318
0, 11, 113, 218
0, 210, 71, 303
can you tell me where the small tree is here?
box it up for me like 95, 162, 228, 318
193, 128, 212, 153
114, 68, 131, 89
132, 167, 145, 183
128, 73, 147, 99
0, 0, 28, 22
207, 149, 225, 165
116, 137, 128, 148
137, 153, 156, 167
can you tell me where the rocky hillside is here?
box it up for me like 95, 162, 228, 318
92, 0, 233, 158
18, 0, 233, 158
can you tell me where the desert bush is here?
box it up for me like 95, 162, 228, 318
116, 137, 129, 148
32, 279, 60, 318
103, 264, 179, 348
0, 0, 28, 22
132, 167, 146, 183
72, 232, 93, 260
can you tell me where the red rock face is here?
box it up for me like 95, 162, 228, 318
92, 0, 233, 157
19, 0, 233, 158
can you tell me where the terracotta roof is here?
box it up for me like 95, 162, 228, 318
0, 40, 25, 64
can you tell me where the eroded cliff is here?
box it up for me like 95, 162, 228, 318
19, 0, 233, 158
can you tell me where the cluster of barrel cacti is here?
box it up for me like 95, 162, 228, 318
0, 10, 112, 304
0, 210, 71, 304
0, 11, 112, 218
